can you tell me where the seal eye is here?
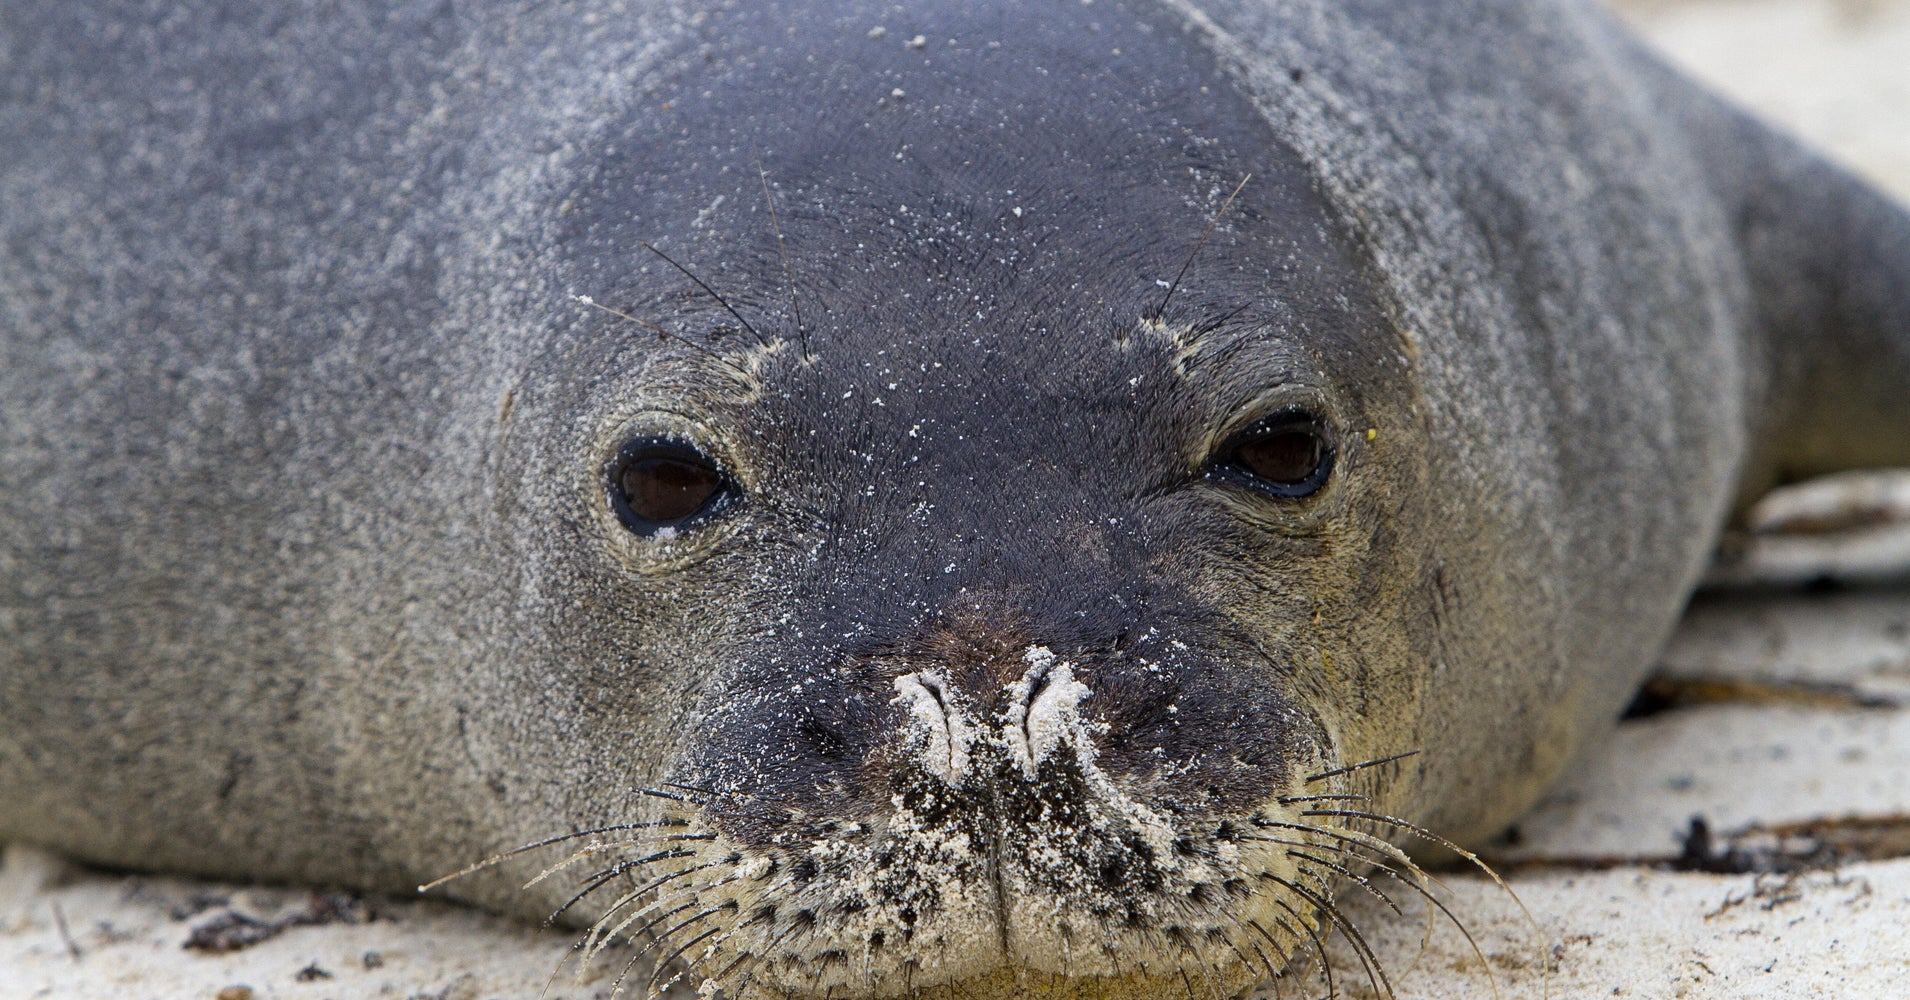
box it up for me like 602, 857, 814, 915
606, 438, 735, 535
1211, 413, 1335, 498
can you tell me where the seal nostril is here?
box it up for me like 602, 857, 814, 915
1022, 655, 1053, 704
919, 673, 948, 711
1004, 647, 1094, 778
893, 671, 972, 785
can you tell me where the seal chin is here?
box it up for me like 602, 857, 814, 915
634, 646, 1348, 999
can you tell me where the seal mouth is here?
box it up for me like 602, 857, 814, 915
486, 646, 1457, 1000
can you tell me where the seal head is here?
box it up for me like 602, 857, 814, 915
473, 2, 1432, 994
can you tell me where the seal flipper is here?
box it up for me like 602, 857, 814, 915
1673, 83, 1910, 502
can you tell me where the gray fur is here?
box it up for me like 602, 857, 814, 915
2, 0, 1907, 995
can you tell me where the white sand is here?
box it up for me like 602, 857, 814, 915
1612, 0, 1910, 203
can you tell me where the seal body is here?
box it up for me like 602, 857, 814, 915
3, 0, 1907, 996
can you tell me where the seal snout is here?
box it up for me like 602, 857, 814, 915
653, 616, 1345, 998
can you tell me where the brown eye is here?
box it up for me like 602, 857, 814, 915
1210, 412, 1335, 498
606, 438, 736, 535
1239, 430, 1321, 485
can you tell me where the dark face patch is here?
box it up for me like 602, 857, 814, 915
515, 0, 1428, 993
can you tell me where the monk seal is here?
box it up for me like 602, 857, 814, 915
3, 0, 1907, 995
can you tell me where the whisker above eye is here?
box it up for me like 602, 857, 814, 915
640, 242, 771, 350
1149, 173, 1252, 324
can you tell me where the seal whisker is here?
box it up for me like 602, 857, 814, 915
1261, 898, 1335, 1000
1250, 817, 1504, 974
581, 860, 737, 958
1178, 934, 1233, 1000
1278, 822, 1506, 1000
1237, 914, 1295, 979
1250, 816, 1418, 868
706, 930, 760, 982
1221, 913, 1287, 989
607, 916, 695, 999
587, 867, 721, 955
1276, 793, 1370, 805
639, 242, 772, 350
1301, 750, 1421, 785
573, 295, 757, 381
1309, 814, 1525, 1000
1148, 174, 1251, 323
1244, 831, 1426, 895
539, 878, 714, 1000
527, 841, 706, 890
1298, 808, 1535, 926
1160, 298, 1272, 376
645, 910, 734, 996
417, 820, 696, 892
713, 882, 812, 991
593, 898, 698, 970
1180, 326, 1258, 376
685, 906, 783, 994
800, 944, 832, 999
1186, 301, 1254, 343
1191, 951, 1232, 1000
535, 939, 587, 1000
544, 860, 649, 928
1264, 872, 1393, 1000
597, 860, 749, 959
638, 787, 708, 805
1212, 919, 1281, 994
1250, 816, 1442, 907
1235, 829, 1406, 919
1093, 940, 1127, 995
1285, 849, 1404, 916
1279, 825, 1453, 902
757, 161, 807, 361
544, 850, 710, 929
1287, 870, 1391, 999
607, 908, 718, 992
1369, 863, 1501, 1000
